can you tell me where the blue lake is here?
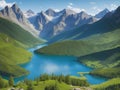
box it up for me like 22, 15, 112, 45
17, 44, 107, 84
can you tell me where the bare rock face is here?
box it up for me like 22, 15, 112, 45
0, 4, 39, 37
95, 8, 110, 19
28, 8, 97, 40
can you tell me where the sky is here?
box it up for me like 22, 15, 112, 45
0, 0, 120, 15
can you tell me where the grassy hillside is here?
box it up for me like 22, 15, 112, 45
78, 46, 120, 78
0, 17, 44, 48
35, 29, 120, 57
3, 80, 71, 90
79, 47, 120, 68
91, 78, 120, 90
0, 33, 32, 77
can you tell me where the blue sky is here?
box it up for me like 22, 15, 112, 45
0, 0, 120, 15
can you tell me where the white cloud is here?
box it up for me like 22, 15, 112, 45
92, 6, 101, 12
53, 9, 60, 12
90, 2, 96, 5
110, 4, 118, 10
0, 0, 15, 9
90, 6, 102, 15
69, 3, 73, 6
67, 3, 85, 13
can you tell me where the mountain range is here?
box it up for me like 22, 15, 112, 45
26, 8, 110, 40
28, 9, 98, 39
0, 3, 110, 40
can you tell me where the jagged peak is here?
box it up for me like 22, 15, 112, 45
11, 3, 19, 9
46, 8, 56, 12
103, 8, 110, 12
114, 6, 120, 14
62, 8, 76, 15
26, 9, 34, 14
5, 6, 9, 9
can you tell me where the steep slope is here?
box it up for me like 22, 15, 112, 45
91, 78, 120, 90
24, 9, 35, 18
29, 9, 97, 40
79, 46, 120, 68
78, 47, 120, 77
95, 8, 110, 19
0, 4, 39, 36
0, 33, 31, 77
35, 28, 120, 56
45, 8, 58, 16
48, 6, 120, 43
0, 17, 44, 48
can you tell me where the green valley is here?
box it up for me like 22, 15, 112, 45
0, 17, 44, 77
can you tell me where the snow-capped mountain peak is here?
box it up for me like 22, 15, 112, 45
95, 8, 110, 19
24, 9, 36, 18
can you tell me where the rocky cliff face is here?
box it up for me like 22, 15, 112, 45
28, 9, 97, 39
0, 4, 39, 37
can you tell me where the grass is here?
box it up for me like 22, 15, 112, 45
0, 17, 45, 77
91, 78, 120, 90
0, 17, 44, 48
36, 29, 120, 57
90, 67, 120, 78
79, 46, 120, 68
3, 80, 71, 90
70, 75, 87, 80
33, 80, 71, 90
0, 33, 32, 77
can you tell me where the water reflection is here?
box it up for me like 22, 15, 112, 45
19, 45, 107, 84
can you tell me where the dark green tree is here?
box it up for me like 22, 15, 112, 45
27, 83, 34, 90
9, 76, 14, 86
0, 76, 5, 88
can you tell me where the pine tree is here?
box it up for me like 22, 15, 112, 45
9, 76, 14, 86
0, 76, 4, 88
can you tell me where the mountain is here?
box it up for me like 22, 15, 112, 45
0, 17, 44, 48
0, 4, 39, 37
24, 9, 35, 18
95, 8, 110, 19
45, 8, 58, 16
36, 6, 120, 56
28, 8, 97, 40
48, 7, 120, 43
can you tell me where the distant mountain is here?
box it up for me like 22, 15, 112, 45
48, 6, 120, 43
28, 8, 97, 40
0, 4, 39, 37
24, 9, 35, 18
45, 8, 58, 16
95, 8, 110, 19
37, 6, 120, 56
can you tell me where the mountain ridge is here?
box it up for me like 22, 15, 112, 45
0, 3, 39, 37
28, 8, 97, 40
